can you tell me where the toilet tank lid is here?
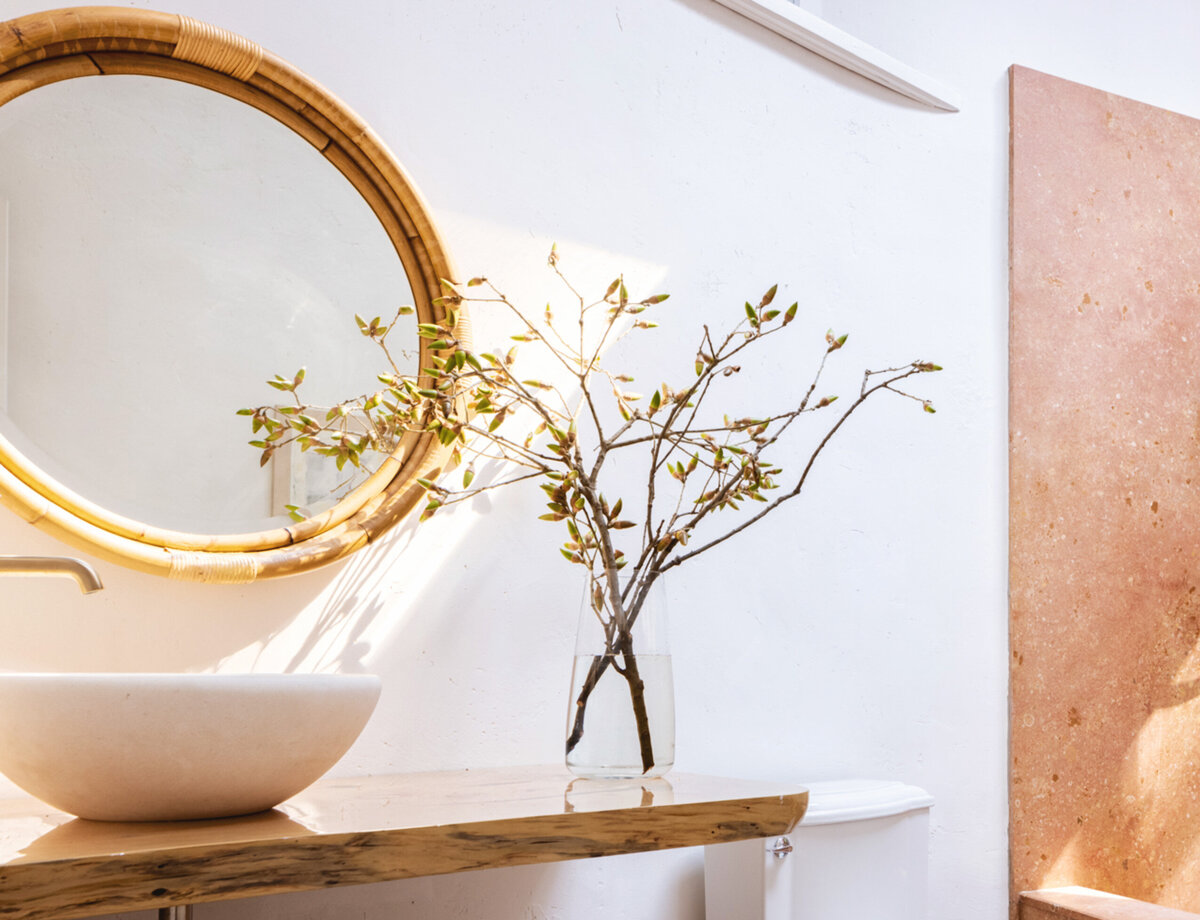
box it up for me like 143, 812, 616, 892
799, 779, 934, 825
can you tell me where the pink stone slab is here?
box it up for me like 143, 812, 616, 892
1011, 65, 1200, 913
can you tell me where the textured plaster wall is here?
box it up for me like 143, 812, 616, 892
1010, 66, 1200, 909
0, 1, 1194, 918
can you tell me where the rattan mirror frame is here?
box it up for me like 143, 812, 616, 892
0, 6, 467, 582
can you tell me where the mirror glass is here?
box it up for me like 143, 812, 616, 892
0, 74, 417, 535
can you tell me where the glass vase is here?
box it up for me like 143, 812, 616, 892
565, 570, 675, 778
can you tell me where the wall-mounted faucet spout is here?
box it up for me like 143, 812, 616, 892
0, 556, 103, 594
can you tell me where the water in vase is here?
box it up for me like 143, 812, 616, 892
566, 652, 675, 778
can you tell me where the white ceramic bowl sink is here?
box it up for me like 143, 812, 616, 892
0, 673, 381, 821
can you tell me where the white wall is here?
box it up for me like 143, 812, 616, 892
0, 1, 1197, 918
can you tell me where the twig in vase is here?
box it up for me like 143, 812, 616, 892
241, 249, 942, 775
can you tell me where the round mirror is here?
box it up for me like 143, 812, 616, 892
0, 8, 465, 582
0, 75, 419, 535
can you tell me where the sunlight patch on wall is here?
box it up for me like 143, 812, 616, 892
216, 220, 670, 677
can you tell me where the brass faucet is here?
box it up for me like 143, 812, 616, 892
0, 556, 103, 593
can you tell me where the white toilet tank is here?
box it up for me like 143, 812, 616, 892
704, 779, 934, 920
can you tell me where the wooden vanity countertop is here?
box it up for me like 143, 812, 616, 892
0, 765, 807, 920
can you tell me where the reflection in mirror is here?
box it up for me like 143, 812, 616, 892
0, 75, 417, 535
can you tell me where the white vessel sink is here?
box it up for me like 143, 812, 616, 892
0, 673, 381, 821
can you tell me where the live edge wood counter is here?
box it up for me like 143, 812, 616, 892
0, 766, 807, 920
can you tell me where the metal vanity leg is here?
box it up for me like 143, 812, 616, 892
158, 907, 193, 920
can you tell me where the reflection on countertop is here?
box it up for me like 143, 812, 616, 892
0, 765, 806, 920
0, 765, 800, 866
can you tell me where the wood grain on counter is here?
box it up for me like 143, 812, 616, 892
0, 766, 806, 919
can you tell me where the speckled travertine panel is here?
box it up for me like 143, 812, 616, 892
1011, 65, 1200, 912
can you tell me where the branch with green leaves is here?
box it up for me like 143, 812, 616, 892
241, 248, 942, 772
416, 258, 939, 595
238, 305, 420, 494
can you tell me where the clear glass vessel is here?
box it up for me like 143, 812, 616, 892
566, 571, 675, 778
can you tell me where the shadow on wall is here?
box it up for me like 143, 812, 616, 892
208, 237, 674, 679
0, 210, 674, 674
1010, 65, 1200, 910
0, 513, 345, 673
0, 485, 487, 677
